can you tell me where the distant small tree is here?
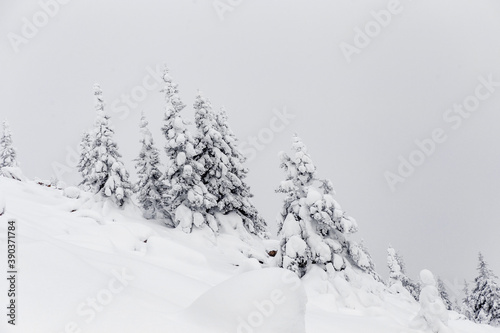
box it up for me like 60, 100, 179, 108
387, 246, 421, 301
84, 84, 132, 206
134, 111, 167, 219
437, 277, 453, 311
470, 253, 500, 326
387, 246, 405, 282
276, 134, 377, 278
0, 120, 18, 170
77, 130, 93, 190
461, 279, 473, 320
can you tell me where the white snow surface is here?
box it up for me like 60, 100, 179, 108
63, 186, 81, 199
0, 177, 499, 333
0, 167, 26, 181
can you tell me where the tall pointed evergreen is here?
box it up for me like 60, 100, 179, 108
192, 92, 224, 214
193, 93, 267, 236
437, 277, 453, 311
160, 68, 216, 231
134, 111, 166, 219
470, 253, 500, 326
276, 134, 376, 278
77, 130, 93, 190
462, 279, 473, 320
85, 84, 132, 206
0, 120, 18, 170
216, 107, 267, 237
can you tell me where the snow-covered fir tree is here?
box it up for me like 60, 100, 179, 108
83, 84, 132, 206
215, 107, 267, 237
437, 277, 453, 311
0, 120, 18, 170
462, 279, 473, 320
77, 130, 93, 191
193, 93, 267, 236
134, 111, 167, 219
470, 253, 500, 326
387, 246, 405, 283
387, 246, 421, 301
276, 134, 376, 278
160, 68, 216, 231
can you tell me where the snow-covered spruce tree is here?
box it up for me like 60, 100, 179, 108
160, 69, 216, 231
437, 277, 453, 311
215, 107, 267, 237
387, 246, 421, 301
134, 111, 167, 219
84, 84, 132, 206
193, 93, 267, 236
462, 279, 473, 320
470, 253, 500, 326
276, 134, 376, 278
77, 130, 93, 191
0, 120, 18, 170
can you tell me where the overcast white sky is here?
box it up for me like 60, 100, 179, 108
1, 0, 500, 290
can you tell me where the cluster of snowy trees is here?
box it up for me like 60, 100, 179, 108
462, 253, 500, 326
0, 67, 376, 279
2, 67, 500, 328
76, 69, 267, 237
387, 246, 500, 327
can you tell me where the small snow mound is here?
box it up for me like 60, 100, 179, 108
282, 214, 301, 239
74, 209, 104, 224
63, 186, 80, 199
236, 258, 262, 274
216, 212, 251, 240
306, 188, 322, 205
182, 268, 307, 333
193, 212, 204, 228
175, 204, 193, 233
0, 167, 25, 181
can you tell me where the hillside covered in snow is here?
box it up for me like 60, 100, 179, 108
1, 176, 499, 333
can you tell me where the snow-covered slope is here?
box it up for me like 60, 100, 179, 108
0, 177, 499, 333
